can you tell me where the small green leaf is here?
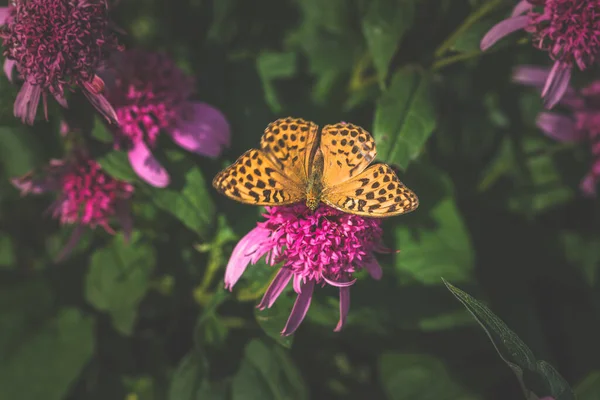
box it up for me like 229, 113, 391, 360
0, 233, 16, 269
232, 339, 308, 400
361, 0, 415, 85
0, 126, 41, 177
91, 116, 113, 143
0, 308, 94, 400
373, 68, 437, 169
96, 150, 138, 182
443, 280, 576, 400
256, 51, 297, 113
255, 293, 295, 348
450, 18, 496, 53
150, 166, 215, 237
575, 370, 600, 400
379, 353, 479, 400
560, 232, 600, 286
168, 351, 212, 400
85, 232, 156, 336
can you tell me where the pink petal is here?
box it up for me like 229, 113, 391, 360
281, 279, 315, 336
4, 59, 16, 83
536, 113, 583, 142
322, 276, 357, 287
82, 78, 119, 125
14, 81, 42, 125
11, 171, 57, 195
580, 172, 599, 197
334, 287, 350, 332
224, 226, 271, 289
542, 62, 572, 109
513, 65, 552, 89
480, 16, 529, 51
257, 268, 293, 309
511, 0, 532, 17
0, 7, 9, 25
55, 224, 86, 263
128, 142, 170, 188
53, 91, 68, 109
364, 257, 383, 280
168, 102, 230, 158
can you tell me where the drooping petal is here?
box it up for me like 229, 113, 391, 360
82, 77, 119, 125
0, 7, 10, 25
364, 257, 383, 280
53, 91, 68, 109
14, 81, 42, 125
281, 279, 315, 336
323, 275, 357, 287
480, 16, 529, 51
225, 226, 272, 290
128, 141, 170, 188
542, 62, 572, 109
168, 102, 231, 158
511, 0, 532, 17
513, 65, 552, 89
55, 224, 86, 263
334, 287, 350, 332
536, 112, 583, 142
257, 268, 293, 309
3, 59, 16, 83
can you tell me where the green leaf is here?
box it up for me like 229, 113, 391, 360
450, 18, 496, 53
576, 371, 600, 400
149, 166, 215, 237
379, 353, 479, 400
361, 0, 415, 86
168, 351, 214, 400
0, 308, 94, 400
255, 292, 295, 349
0, 233, 16, 269
232, 339, 308, 400
395, 163, 474, 284
373, 68, 437, 169
444, 280, 576, 400
256, 51, 297, 113
91, 116, 113, 143
560, 232, 600, 286
96, 150, 138, 182
85, 232, 156, 336
0, 126, 41, 177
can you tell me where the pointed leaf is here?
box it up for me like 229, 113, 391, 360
97, 150, 138, 182
255, 293, 295, 349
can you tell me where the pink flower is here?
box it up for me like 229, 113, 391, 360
225, 204, 388, 336
12, 152, 134, 261
0, 0, 121, 125
102, 49, 231, 187
481, 0, 600, 109
514, 65, 600, 196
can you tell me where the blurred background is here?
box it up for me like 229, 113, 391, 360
0, 0, 599, 399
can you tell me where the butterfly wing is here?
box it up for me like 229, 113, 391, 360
319, 122, 377, 188
212, 149, 305, 206
260, 117, 319, 185
322, 163, 419, 217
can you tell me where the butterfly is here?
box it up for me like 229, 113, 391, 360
212, 117, 419, 217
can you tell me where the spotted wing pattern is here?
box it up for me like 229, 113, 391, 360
212, 149, 305, 206
260, 117, 318, 184
322, 163, 419, 217
318, 122, 377, 188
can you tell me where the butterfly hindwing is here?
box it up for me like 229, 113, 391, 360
319, 122, 377, 188
212, 149, 305, 206
322, 163, 419, 217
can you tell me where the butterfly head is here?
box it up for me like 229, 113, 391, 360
306, 195, 320, 211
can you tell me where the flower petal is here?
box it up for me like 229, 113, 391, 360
364, 257, 383, 280
322, 275, 357, 287
55, 224, 86, 263
11, 171, 56, 195
542, 62, 572, 109
480, 16, 528, 51
128, 141, 170, 188
536, 113, 583, 142
225, 226, 271, 289
4, 59, 16, 83
82, 77, 119, 125
14, 81, 42, 125
257, 268, 293, 310
334, 287, 350, 332
0, 7, 10, 25
511, 0, 532, 17
512, 65, 552, 89
168, 102, 231, 158
281, 279, 315, 336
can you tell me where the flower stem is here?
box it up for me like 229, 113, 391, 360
434, 0, 504, 59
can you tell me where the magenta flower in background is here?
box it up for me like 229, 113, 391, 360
514, 65, 600, 196
225, 204, 388, 336
0, 0, 121, 125
12, 152, 134, 261
102, 49, 231, 188
481, 0, 600, 109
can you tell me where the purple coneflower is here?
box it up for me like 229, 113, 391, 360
514, 65, 600, 196
481, 0, 600, 109
12, 151, 133, 261
0, 0, 121, 125
102, 49, 230, 188
225, 204, 388, 336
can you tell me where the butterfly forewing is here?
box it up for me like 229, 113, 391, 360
212, 149, 305, 206
319, 122, 377, 188
260, 117, 318, 184
322, 163, 419, 217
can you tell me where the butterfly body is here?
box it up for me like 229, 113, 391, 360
212, 117, 419, 217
